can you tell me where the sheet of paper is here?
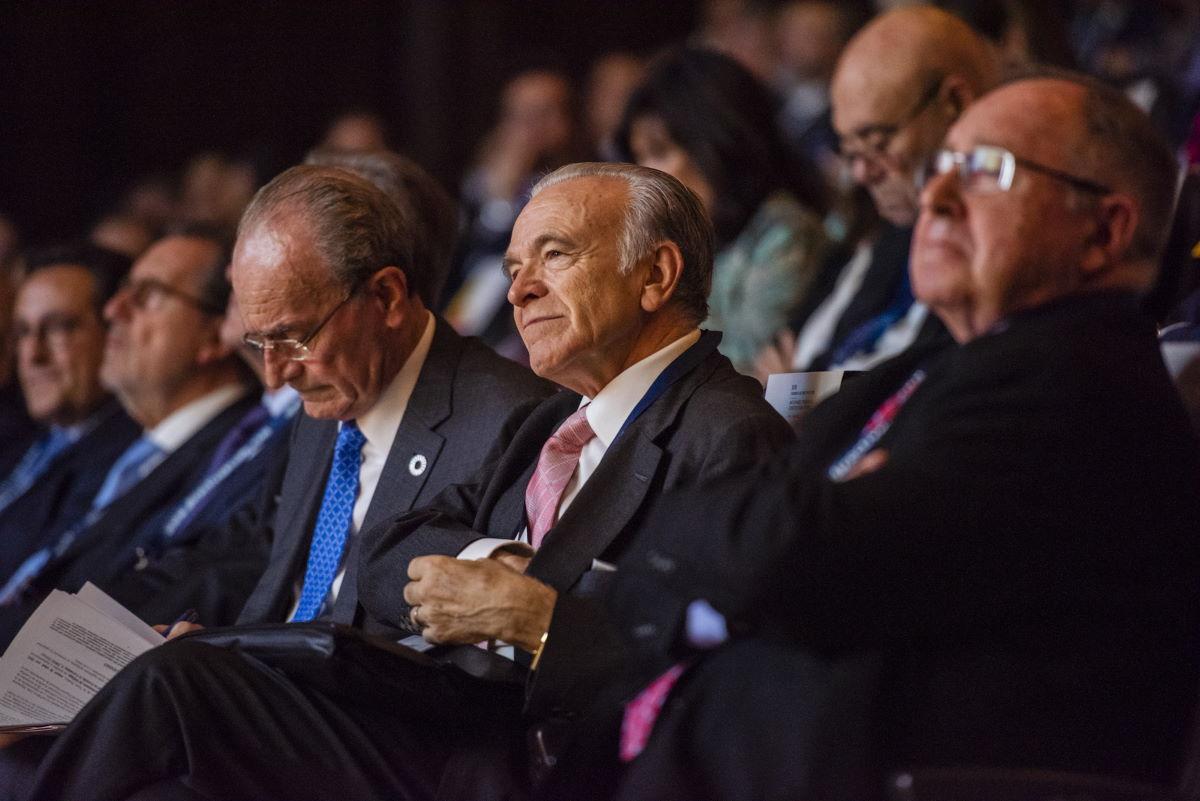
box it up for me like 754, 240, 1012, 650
0, 589, 162, 728
75, 582, 163, 646
764, 370, 846, 428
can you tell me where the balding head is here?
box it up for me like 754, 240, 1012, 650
912, 75, 1176, 343
832, 5, 1000, 226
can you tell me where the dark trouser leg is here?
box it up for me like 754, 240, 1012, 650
0, 736, 53, 801
25, 638, 472, 801
613, 639, 882, 801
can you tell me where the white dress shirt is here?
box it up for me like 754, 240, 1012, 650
459, 328, 702, 561
287, 311, 435, 618
137, 383, 250, 479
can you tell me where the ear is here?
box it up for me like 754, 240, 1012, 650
1080, 193, 1139, 276
367, 266, 416, 328
939, 75, 975, 122
194, 315, 236, 366
640, 241, 685, 314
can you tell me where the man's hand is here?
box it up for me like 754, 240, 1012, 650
753, 329, 798, 386
152, 621, 205, 641
404, 555, 556, 651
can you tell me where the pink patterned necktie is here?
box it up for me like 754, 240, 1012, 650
525, 406, 595, 549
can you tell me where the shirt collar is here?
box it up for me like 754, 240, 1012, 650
55, 403, 111, 444
146, 383, 250, 454
352, 310, 435, 453
582, 329, 701, 447
262, 384, 301, 418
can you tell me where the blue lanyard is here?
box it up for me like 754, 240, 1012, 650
613, 334, 710, 441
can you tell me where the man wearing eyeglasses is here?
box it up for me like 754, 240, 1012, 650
151, 164, 552, 637
0, 246, 139, 582
0, 231, 261, 648
565, 74, 1200, 799
756, 5, 998, 379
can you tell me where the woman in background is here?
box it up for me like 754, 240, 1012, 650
616, 47, 830, 375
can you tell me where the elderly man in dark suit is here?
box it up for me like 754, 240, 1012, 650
101, 151, 491, 627
0, 245, 138, 576
547, 74, 1200, 801
10, 163, 792, 801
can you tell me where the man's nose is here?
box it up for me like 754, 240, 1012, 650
261, 349, 299, 390
18, 330, 47, 366
507, 266, 546, 308
919, 166, 964, 218
103, 287, 131, 323
848, 153, 887, 187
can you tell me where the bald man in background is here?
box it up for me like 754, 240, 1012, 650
757, 5, 1000, 378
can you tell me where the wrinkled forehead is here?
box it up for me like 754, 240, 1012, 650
947, 80, 1085, 164
514, 177, 629, 243
232, 219, 334, 298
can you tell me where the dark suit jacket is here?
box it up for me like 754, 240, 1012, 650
0, 398, 139, 579
0, 389, 259, 648
358, 331, 796, 719
227, 321, 555, 628
606, 292, 1200, 791
0, 378, 33, 479
100, 411, 295, 624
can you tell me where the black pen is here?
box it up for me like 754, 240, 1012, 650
164, 608, 199, 639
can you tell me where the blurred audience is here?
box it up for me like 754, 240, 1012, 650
0, 246, 138, 574
774, 1, 865, 181
178, 152, 259, 236
693, 0, 779, 84
444, 68, 579, 359
617, 47, 830, 374
584, 52, 646, 162
0, 231, 258, 649
319, 110, 390, 153
89, 213, 157, 260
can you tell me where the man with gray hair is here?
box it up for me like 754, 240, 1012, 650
14, 163, 792, 801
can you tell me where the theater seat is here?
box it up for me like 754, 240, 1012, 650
886, 768, 1179, 801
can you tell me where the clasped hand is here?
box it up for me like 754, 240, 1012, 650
404, 554, 556, 652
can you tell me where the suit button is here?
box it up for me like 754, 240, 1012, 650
647, 550, 675, 574
633, 623, 658, 639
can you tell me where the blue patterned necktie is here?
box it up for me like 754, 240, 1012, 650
90, 435, 164, 512
292, 421, 367, 622
0, 428, 74, 514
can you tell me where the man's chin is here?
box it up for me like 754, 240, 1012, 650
299, 394, 354, 421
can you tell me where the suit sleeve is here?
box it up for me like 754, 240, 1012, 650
356, 398, 547, 635
526, 408, 797, 718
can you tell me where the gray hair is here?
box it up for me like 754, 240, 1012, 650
1001, 67, 1179, 265
238, 164, 417, 299
304, 149, 457, 307
530, 162, 714, 323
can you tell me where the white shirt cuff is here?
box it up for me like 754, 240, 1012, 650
456, 538, 536, 561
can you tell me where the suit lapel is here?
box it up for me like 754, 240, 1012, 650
338, 320, 460, 617
527, 333, 722, 592
59, 394, 258, 562
359, 319, 462, 531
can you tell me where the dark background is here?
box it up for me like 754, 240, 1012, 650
0, 1, 697, 246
